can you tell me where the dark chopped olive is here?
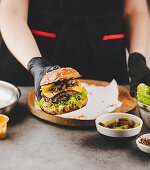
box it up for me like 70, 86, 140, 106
118, 118, 135, 128
99, 122, 105, 127
104, 119, 117, 128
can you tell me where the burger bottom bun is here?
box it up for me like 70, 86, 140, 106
42, 97, 88, 115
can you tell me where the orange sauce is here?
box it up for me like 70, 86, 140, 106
0, 115, 9, 139
78, 115, 85, 118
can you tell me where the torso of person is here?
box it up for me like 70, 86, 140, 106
0, 0, 129, 86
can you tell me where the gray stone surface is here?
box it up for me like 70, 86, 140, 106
0, 87, 150, 170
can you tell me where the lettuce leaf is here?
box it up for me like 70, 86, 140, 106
35, 87, 87, 111
137, 83, 150, 106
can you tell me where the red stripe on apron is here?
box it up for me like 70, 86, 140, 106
103, 34, 125, 40
31, 30, 56, 38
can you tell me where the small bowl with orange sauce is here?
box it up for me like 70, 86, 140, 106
0, 114, 9, 139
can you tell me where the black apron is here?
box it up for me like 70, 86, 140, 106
0, 0, 129, 86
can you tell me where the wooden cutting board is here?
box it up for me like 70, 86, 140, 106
26, 79, 137, 127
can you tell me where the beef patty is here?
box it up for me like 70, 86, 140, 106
42, 90, 79, 103
50, 79, 78, 92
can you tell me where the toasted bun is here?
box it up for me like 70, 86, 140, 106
40, 67, 81, 86
42, 97, 88, 115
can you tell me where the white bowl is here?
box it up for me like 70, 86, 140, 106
136, 134, 150, 153
137, 101, 150, 129
95, 113, 143, 138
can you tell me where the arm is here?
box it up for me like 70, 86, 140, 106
123, 0, 150, 57
0, 0, 60, 100
123, 0, 150, 96
0, 0, 42, 69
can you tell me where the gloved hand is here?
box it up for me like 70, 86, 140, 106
27, 57, 60, 101
128, 52, 150, 97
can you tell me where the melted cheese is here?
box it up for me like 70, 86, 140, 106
41, 83, 54, 93
72, 85, 82, 92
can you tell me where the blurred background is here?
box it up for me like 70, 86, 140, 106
0, 1, 150, 67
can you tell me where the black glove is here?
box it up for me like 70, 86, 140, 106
128, 52, 150, 97
27, 57, 60, 101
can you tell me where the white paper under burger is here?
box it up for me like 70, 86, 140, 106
56, 79, 122, 120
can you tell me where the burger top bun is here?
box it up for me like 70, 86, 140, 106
40, 67, 81, 86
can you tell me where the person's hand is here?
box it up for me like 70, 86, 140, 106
27, 57, 60, 101
128, 52, 150, 97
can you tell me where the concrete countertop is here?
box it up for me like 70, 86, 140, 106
0, 86, 150, 170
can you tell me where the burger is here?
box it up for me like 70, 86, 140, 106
35, 67, 88, 114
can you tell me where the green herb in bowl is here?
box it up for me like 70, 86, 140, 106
137, 83, 150, 106
137, 83, 150, 129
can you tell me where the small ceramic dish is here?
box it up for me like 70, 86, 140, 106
136, 133, 150, 153
95, 113, 143, 138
